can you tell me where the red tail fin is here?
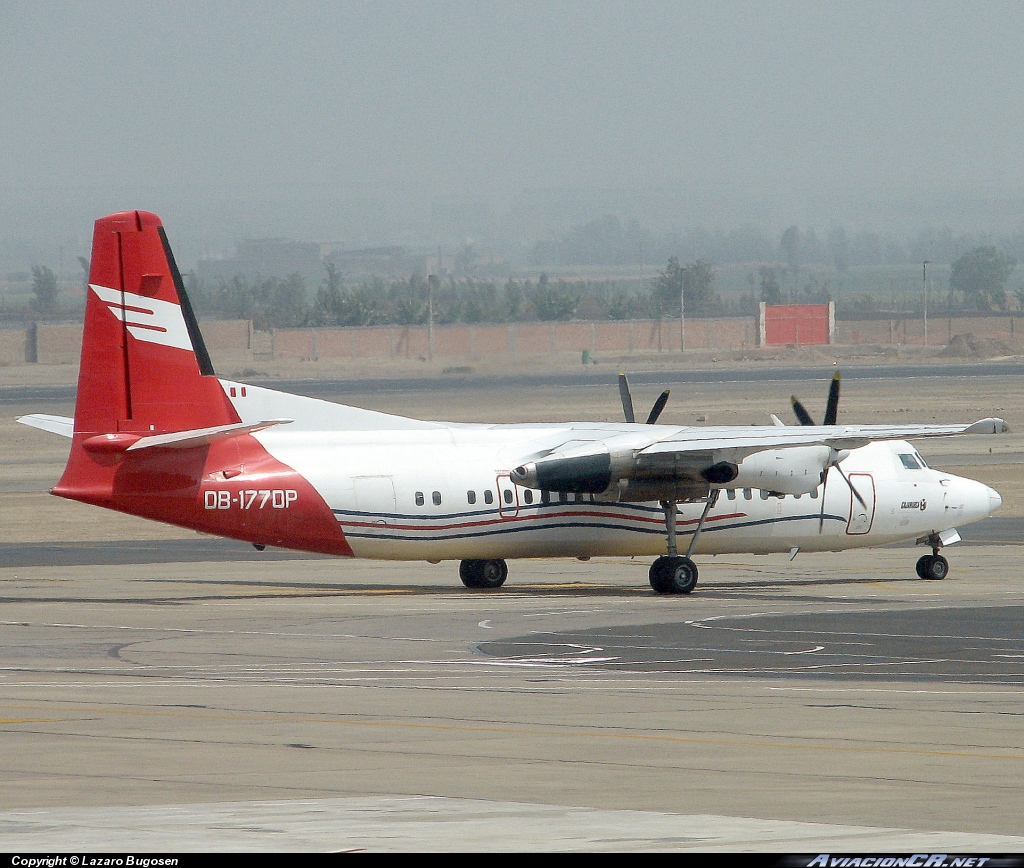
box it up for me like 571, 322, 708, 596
74, 210, 238, 436
51, 211, 352, 557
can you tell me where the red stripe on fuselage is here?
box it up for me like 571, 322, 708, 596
338, 509, 749, 533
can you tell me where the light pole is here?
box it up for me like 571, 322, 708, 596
428, 273, 437, 361
922, 261, 930, 347
680, 265, 686, 353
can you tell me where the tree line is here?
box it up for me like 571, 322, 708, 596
185, 267, 720, 330
13, 245, 1021, 327
531, 215, 1024, 273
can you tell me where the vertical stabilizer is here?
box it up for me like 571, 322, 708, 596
74, 210, 238, 436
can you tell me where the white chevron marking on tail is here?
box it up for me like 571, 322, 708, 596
90, 284, 193, 351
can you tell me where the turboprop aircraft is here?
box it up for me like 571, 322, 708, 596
18, 211, 1007, 594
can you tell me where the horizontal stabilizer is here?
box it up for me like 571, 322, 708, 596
17, 414, 74, 437
125, 419, 293, 451
963, 418, 1010, 434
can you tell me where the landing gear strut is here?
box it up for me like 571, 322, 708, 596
459, 558, 508, 589
649, 492, 718, 595
916, 534, 950, 580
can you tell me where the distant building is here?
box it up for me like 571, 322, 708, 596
196, 239, 324, 285
195, 236, 507, 288
325, 246, 425, 281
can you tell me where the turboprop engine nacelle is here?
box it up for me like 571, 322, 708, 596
703, 444, 833, 496
511, 452, 612, 494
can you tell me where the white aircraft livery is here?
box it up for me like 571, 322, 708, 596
19, 211, 1006, 593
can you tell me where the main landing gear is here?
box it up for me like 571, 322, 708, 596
459, 558, 508, 589
649, 493, 717, 595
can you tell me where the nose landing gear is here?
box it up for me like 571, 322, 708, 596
916, 532, 950, 580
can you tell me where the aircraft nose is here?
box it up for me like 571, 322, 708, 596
988, 486, 1002, 514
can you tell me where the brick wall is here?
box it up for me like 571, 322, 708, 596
19, 314, 1024, 364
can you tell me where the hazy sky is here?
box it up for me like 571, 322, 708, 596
2, 0, 1023, 264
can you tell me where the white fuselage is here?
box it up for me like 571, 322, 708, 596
252, 423, 999, 562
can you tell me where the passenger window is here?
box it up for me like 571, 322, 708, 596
415, 491, 424, 506
484, 490, 494, 504
559, 492, 568, 503
432, 491, 441, 505
760, 490, 770, 500
743, 489, 752, 500
503, 489, 513, 504
467, 490, 476, 504
810, 488, 818, 499
794, 493, 801, 499
523, 490, 534, 504
726, 489, 736, 501
541, 490, 550, 504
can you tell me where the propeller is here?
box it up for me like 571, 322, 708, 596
618, 372, 671, 425
816, 448, 866, 533
791, 371, 841, 427
788, 373, 866, 532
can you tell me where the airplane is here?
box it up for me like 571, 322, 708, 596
17, 211, 1007, 595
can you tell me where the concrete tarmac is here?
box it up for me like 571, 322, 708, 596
2, 363, 1024, 851
1, 550, 1024, 851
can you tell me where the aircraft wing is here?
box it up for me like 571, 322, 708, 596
511, 417, 1007, 501
638, 418, 1008, 462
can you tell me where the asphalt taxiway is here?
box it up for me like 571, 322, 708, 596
1, 548, 1023, 851
1, 364, 1023, 851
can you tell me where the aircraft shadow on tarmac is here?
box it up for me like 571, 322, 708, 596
0, 572, 979, 607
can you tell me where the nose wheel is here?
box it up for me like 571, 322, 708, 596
916, 532, 951, 580
916, 553, 949, 580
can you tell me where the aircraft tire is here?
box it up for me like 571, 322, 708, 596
649, 556, 699, 595
915, 555, 933, 579
649, 557, 673, 594
459, 558, 508, 589
922, 554, 948, 580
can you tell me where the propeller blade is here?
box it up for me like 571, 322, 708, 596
824, 371, 841, 425
818, 469, 828, 533
645, 390, 670, 425
834, 463, 867, 508
618, 373, 635, 423
791, 396, 815, 427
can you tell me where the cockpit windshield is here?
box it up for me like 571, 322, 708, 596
898, 452, 927, 470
